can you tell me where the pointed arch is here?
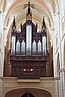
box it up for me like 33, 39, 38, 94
21, 92, 35, 97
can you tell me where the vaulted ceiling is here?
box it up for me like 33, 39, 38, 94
1, 0, 57, 30
0, 0, 59, 46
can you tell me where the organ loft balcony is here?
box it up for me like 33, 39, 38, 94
9, 53, 47, 79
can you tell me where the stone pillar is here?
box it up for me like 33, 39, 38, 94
54, 77, 60, 97
62, 71, 65, 97
58, 67, 65, 97
0, 11, 4, 77
59, 69, 65, 97
63, 71, 65, 97
0, 33, 3, 78
0, 77, 3, 97
0, 3, 4, 97
59, 71, 63, 97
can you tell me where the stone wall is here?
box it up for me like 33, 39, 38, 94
3, 77, 54, 97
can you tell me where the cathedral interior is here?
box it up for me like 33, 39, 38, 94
0, 0, 65, 97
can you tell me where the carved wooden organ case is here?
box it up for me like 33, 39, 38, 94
10, 2, 47, 79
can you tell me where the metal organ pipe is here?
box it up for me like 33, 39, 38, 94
42, 36, 46, 55
11, 36, 16, 55
21, 40, 25, 55
38, 40, 42, 54
32, 40, 36, 54
16, 40, 20, 54
26, 25, 32, 55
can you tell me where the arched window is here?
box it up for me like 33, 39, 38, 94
11, 36, 16, 54
26, 25, 32, 55
42, 36, 46, 55
38, 40, 41, 54
16, 40, 20, 54
32, 40, 36, 54
21, 40, 25, 55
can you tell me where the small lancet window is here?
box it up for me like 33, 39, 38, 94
16, 40, 20, 54
11, 35, 16, 55
38, 40, 42, 54
42, 36, 46, 55
21, 40, 25, 55
32, 40, 36, 54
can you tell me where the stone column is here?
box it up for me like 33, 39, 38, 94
0, 77, 3, 97
54, 77, 60, 97
0, 11, 4, 77
0, 6, 4, 97
59, 68, 65, 97
0, 10, 3, 75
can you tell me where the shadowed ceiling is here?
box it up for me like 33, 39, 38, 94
0, 0, 58, 47
2, 0, 56, 29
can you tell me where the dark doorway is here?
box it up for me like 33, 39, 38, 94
21, 92, 35, 97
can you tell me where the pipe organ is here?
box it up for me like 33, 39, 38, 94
10, 2, 47, 79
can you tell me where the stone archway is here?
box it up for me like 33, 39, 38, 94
5, 88, 52, 97
21, 92, 35, 97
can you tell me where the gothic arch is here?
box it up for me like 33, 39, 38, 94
5, 88, 52, 97
21, 92, 35, 97
3, 0, 54, 45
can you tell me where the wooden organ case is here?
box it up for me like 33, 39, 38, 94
10, 2, 47, 79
